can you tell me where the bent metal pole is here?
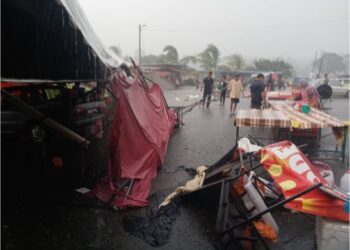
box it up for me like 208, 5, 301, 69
1, 89, 90, 147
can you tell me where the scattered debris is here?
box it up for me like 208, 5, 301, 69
123, 138, 349, 249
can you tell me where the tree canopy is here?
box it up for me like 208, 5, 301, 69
254, 58, 294, 77
140, 45, 200, 67
161, 45, 179, 64
198, 44, 220, 71
226, 54, 245, 71
134, 44, 300, 77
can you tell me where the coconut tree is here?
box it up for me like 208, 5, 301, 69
161, 45, 179, 64
198, 44, 220, 71
226, 54, 245, 71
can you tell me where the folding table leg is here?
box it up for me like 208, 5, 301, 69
220, 183, 322, 235
216, 181, 230, 232
229, 191, 270, 250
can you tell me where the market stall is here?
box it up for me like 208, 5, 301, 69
234, 104, 348, 161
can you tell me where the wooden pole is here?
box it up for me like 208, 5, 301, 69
1, 89, 90, 147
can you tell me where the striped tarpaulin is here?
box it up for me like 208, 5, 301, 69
235, 109, 291, 128
271, 103, 345, 129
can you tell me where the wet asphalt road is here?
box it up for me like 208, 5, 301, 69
2, 86, 349, 250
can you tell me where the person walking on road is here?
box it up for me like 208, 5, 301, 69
228, 74, 243, 115
323, 73, 329, 85
201, 71, 214, 107
219, 75, 228, 105
250, 74, 266, 109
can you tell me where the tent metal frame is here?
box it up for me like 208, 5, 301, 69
187, 151, 322, 250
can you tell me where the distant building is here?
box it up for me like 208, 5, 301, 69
142, 64, 192, 89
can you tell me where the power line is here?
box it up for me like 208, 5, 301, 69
146, 18, 348, 33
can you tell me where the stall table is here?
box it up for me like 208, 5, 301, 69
234, 106, 348, 162
234, 109, 291, 143
269, 102, 344, 129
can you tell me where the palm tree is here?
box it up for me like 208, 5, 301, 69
162, 45, 179, 64
198, 44, 220, 71
226, 54, 245, 71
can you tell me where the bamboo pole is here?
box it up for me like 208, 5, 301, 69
1, 89, 90, 147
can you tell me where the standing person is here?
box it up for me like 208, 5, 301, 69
297, 80, 320, 109
250, 74, 266, 109
277, 75, 285, 90
324, 73, 329, 85
267, 73, 274, 91
201, 71, 214, 107
219, 75, 228, 105
317, 73, 333, 99
228, 74, 244, 115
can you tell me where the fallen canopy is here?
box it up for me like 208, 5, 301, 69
94, 73, 175, 208
2, 0, 120, 82
261, 141, 349, 222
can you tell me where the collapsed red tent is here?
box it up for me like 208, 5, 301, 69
93, 72, 175, 208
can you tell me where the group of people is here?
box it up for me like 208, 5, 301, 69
201, 71, 244, 115
266, 73, 285, 91
200, 71, 328, 115
200, 71, 267, 115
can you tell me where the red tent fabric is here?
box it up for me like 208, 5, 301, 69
93, 73, 175, 208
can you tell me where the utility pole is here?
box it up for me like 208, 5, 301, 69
318, 50, 324, 75
138, 24, 146, 67
312, 50, 318, 73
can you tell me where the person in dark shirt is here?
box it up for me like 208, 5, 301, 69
250, 74, 266, 109
317, 73, 332, 99
201, 71, 214, 107
219, 75, 228, 105
277, 75, 285, 90
267, 73, 274, 91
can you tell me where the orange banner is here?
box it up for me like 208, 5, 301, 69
261, 141, 349, 222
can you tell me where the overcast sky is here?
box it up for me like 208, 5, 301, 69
78, 0, 349, 63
